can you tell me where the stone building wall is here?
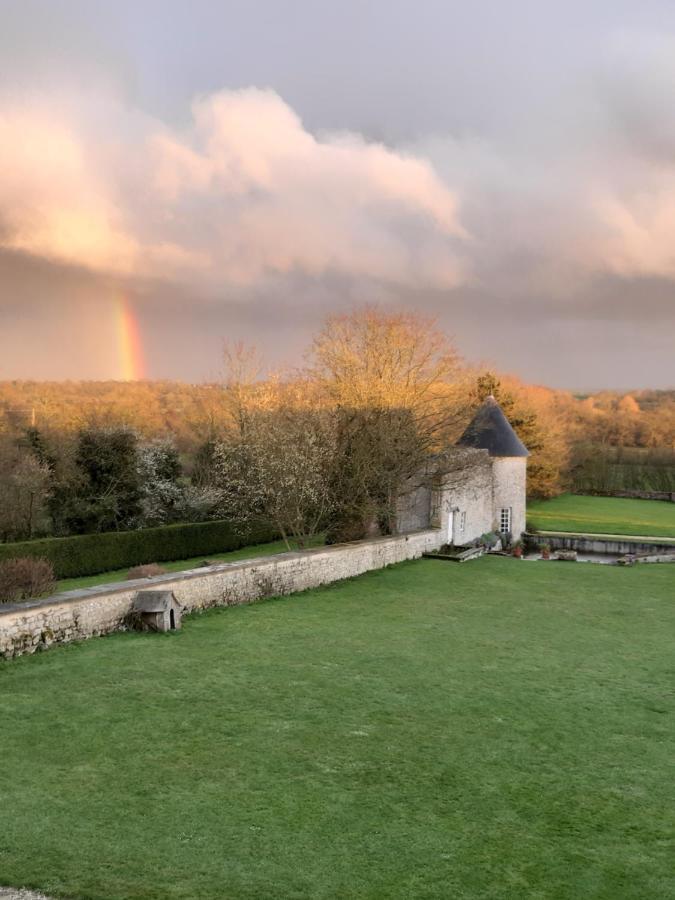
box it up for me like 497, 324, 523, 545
0, 529, 444, 660
396, 448, 495, 544
436, 448, 494, 545
491, 457, 527, 539
395, 483, 432, 533
394, 449, 528, 545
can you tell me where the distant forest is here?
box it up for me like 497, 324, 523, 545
0, 310, 673, 545
0, 380, 672, 504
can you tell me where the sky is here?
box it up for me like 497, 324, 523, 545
1, 0, 674, 390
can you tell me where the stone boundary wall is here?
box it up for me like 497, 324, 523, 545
525, 532, 675, 555
572, 489, 675, 502
0, 529, 443, 660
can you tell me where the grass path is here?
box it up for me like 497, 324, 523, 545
528, 493, 675, 538
1, 557, 674, 899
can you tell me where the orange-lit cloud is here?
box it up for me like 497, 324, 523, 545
0, 107, 137, 272
5, 82, 675, 298
0, 89, 468, 290
591, 184, 675, 278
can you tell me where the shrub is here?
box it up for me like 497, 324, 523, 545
127, 563, 168, 579
479, 531, 499, 548
0, 519, 278, 580
0, 557, 56, 603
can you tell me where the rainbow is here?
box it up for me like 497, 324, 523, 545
114, 295, 145, 381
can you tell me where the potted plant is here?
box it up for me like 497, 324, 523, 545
540, 543, 551, 560
512, 540, 523, 558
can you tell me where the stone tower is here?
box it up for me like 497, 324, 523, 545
457, 395, 529, 540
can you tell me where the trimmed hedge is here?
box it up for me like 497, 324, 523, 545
0, 520, 278, 580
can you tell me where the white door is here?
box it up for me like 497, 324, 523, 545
447, 507, 454, 544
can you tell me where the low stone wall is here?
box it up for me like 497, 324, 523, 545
0, 529, 443, 660
525, 532, 675, 555
573, 489, 675, 502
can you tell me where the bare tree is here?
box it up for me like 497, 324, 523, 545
326, 406, 428, 541
222, 341, 267, 436
0, 442, 51, 541
310, 306, 468, 444
212, 406, 336, 550
309, 308, 473, 539
211, 312, 475, 546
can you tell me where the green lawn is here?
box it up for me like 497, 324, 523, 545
55, 535, 325, 593
527, 493, 675, 538
1, 557, 674, 899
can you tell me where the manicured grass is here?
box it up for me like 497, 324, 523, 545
55, 535, 325, 593
527, 493, 675, 538
2, 558, 674, 899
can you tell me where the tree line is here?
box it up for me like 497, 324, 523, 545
1, 308, 673, 546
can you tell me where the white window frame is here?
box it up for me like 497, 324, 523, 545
459, 511, 466, 534
499, 507, 512, 534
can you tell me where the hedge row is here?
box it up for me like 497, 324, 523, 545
0, 520, 278, 580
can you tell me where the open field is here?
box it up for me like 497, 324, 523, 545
55, 535, 325, 593
527, 493, 675, 538
2, 557, 674, 899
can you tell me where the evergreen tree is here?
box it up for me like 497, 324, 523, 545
20, 427, 56, 471
473, 372, 563, 497
56, 428, 142, 534
192, 438, 219, 487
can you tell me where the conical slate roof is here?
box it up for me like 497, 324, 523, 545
457, 396, 529, 457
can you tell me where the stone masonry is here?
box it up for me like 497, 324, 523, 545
0, 529, 443, 660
